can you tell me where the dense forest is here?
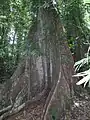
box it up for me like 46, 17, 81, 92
0, 0, 90, 120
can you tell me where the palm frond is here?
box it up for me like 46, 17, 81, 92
74, 57, 90, 71
73, 69, 90, 87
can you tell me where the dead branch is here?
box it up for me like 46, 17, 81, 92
0, 105, 12, 116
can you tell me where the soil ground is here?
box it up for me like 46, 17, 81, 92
7, 90, 90, 120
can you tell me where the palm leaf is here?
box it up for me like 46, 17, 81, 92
76, 74, 90, 87
74, 56, 90, 72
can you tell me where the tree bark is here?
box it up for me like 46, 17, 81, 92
1, 1, 75, 119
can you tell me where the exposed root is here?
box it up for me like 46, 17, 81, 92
0, 105, 12, 116
41, 70, 61, 120
0, 84, 48, 120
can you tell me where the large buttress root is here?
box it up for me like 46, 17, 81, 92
0, 3, 75, 120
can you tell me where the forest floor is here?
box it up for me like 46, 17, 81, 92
7, 95, 46, 120
7, 90, 90, 120
70, 90, 90, 120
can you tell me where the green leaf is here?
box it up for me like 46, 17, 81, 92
76, 74, 90, 86
74, 56, 90, 71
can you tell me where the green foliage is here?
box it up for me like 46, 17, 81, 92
57, 0, 90, 58
74, 56, 90, 71
49, 107, 58, 120
74, 69, 90, 87
74, 45, 90, 87
0, 0, 32, 83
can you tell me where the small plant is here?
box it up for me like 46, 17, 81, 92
49, 107, 58, 120
73, 46, 90, 87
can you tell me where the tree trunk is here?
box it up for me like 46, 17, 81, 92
0, 1, 75, 120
